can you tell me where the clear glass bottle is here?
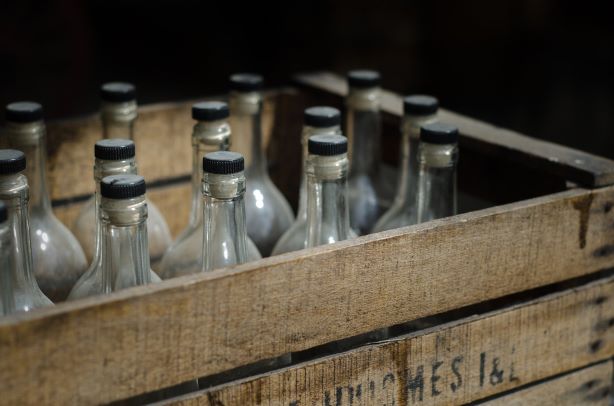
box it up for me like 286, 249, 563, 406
69, 174, 161, 298
272, 106, 342, 255
160, 102, 260, 279
345, 70, 385, 235
201, 151, 261, 271
416, 122, 459, 223
306, 134, 352, 247
228, 73, 293, 256
72, 82, 172, 271
4, 102, 86, 302
373, 95, 439, 232
0, 149, 52, 314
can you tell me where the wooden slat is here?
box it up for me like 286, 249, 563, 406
294, 71, 614, 187
479, 361, 613, 406
165, 277, 614, 405
1, 186, 614, 404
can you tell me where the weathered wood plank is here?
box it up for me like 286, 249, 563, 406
478, 361, 613, 406
1, 186, 614, 404
294, 71, 614, 187
165, 277, 614, 405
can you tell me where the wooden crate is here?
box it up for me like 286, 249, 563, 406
1, 72, 614, 405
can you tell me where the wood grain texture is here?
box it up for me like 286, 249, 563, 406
478, 361, 613, 406
1, 186, 614, 404
166, 278, 614, 405
294, 71, 614, 187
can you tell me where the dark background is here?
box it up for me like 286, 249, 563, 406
1, 1, 612, 158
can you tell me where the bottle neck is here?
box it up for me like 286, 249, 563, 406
416, 142, 459, 223
346, 87, 382, 176
306, 154, 350, 247
396, 114, 439, 212
0, 174, 39, 305
229, 92, 266, 176
100, 195, 151, 292
5, 122, 52, 213
297, 125, 342, 219
201, 172, 248, 271
189, 121, 231, 227
101, 101, 137, 140
91, 159, 138, 267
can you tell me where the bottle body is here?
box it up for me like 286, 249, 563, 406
6, 122, 86, 302
0, 172, 52, 313
229, 91, 293, 256
373, 113, 438, 232
416, 142, 458, 223
346, 89, 384, 235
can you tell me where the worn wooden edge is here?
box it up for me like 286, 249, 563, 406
1, 185, 614, 404
294, 71, 614, 187
163, 276, 614, 405
478, 361, 613, 405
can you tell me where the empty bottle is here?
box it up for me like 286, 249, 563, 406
306, 134, 352, 247
373, 95, 439, 232
416, 123, 459, 223
0, 149, 52, 313
160, 102, 259, 279
73, 83, 172, 271
272, 106, 342, 255
345, 70, 384, 235
0, 201, 9, 315
228, 73, 293, 256
201, 151, 261, 271
4, 102, 86, 302
69, 175, 161, 298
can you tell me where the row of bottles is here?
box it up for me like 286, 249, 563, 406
0, 70, 459, 316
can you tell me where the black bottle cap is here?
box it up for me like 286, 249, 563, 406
95, 139, 135, 160
203, 151, 244, 174
304, 106, 341, 128
5, 102, 43, 123
229, 73, 263, 92
0, 202, 7, 224
0, 149, 26, 174
308, 134, 348, 156
347, 70, 381, 88
420, 122, 459, 145
100, 174, 146, 199
100, 82, 136, 103
192, 101, 230, 121
403, 95, 439, 115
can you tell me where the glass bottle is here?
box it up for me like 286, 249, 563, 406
69, 139, 137, 298
272, 106, 342, 255
228, 73, 293, 256
0, 149, 52, 314
4, 102, 86, 302
72, 83, 172, 271
160, 102, 260, 279
306, 134, 351, 247
69, 174, 161, 298
373, 95, 439, 232
345, 70, 385, 235
201, 151, 261, 271
416, 122, 459, 223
